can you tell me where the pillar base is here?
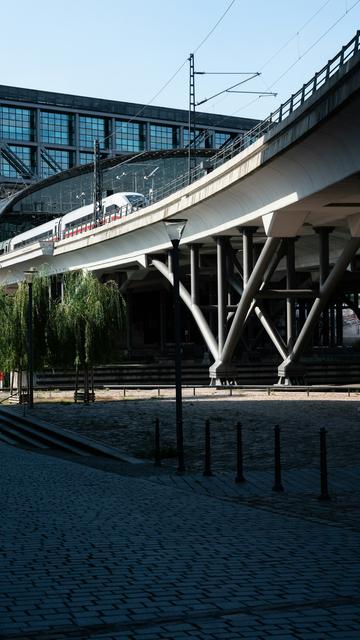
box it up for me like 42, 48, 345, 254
277, 362, 306, 386
209, 361, 245, 386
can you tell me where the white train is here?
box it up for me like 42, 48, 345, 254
0, 192, 146, 254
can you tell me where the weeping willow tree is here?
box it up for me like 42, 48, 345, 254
0, 274, 53, 396
53, 270, 126, 402
0, 286, 14, 381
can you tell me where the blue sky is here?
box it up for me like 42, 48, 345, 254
2, 0, 359, 121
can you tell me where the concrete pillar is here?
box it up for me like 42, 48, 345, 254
159, 290, 166, 354
190, 244, 200, 305
336, 302, 343, 346
316, 227, 334, 346
242, 227, 257, 346
216, 237, 227, 352
126, 292, 132, 356
286, 238, 296, 350
242, 227, 257, 285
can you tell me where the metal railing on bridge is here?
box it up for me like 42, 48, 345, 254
150, 30, 360, 205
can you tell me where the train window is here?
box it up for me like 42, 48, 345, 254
126, 195, 145, 208
105, 204, 120, 215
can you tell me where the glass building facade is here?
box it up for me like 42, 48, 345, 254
0, 84, 258, 193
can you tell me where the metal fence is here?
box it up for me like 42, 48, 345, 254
150, 31, 360, 205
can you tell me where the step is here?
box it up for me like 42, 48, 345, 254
0, 408, 144, 464
0, 422, 49, 449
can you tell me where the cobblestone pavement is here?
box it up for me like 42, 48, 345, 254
20, 389, 360, 473
1, 444, 360, 636
1, 391, 360, 638
11, 389, 360, 529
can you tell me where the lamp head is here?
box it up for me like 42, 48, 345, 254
24, 267, 38, 284
163, 219, 188, 245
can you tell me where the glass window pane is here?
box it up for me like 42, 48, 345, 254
40, 149, 73, 178
0, 106, 34, 142
115, 120, 145, 152
79, 116, 107, 149
0, 145, 33, 178
150, 124, 179, 150
40, 111, 73, 145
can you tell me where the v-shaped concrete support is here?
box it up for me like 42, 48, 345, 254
210, 236, 282, 380
278, 236, 360, 383
152, 258, 219, 360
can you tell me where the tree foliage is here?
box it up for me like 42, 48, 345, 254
53, 270, 126, 369
0, 270, 127, 401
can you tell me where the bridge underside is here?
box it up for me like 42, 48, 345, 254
114, 206, 360, 385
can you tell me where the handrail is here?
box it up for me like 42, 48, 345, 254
149, 30, 360, 203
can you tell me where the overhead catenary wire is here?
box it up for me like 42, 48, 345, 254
99, 0, 237, 150
228, 0, 360, 119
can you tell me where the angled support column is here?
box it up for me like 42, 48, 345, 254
152, 258, 218, 360
278, 236, 360, 383
229, 276, 288, 360
210, 236, 281, 380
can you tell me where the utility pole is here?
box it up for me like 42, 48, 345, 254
93, 139, 103, 226
187, 58, 277, 186
188, 53, 196, 185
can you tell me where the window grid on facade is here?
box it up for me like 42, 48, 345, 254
0, 145, 33, 178
40, 111, 73, 145
214, 131, 231, 148
79, 152, 94, 165
41, 149, 72, 178
150, 125, 178, 150
115, 120, 145, 152
183, 128, 207, 149
0, 106, 34, 142
79, 116, 106, 149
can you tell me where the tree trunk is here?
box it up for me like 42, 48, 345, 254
91, 367, 95, 402
84, 366, 89, 404
74, 366, 79, 403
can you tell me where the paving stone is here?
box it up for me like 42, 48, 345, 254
1, 393, 360, 639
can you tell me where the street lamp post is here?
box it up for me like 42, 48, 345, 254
24, 268, 38, 408
164, 219, 187, 474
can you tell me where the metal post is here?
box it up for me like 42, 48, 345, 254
272, 425, 284, 491
28, 281, 34, 409
188, 53, 196, 184
93, 139, 103, 226
172, 240, 185, 473
203, 418, 213, 476
235, 421, 246, 483
318, 427, 331, 500
154, 418, 161, 467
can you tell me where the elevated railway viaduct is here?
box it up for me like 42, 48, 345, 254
1, 34, 360, 385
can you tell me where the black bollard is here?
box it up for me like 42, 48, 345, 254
235, 421, 246, 483
203, 419, 213, 476
272, 425, 284, 492
154, 417, 161, 467
318, 427, 331, 501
